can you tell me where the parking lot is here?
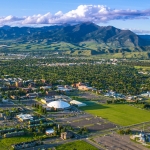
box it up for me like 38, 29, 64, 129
93, 133, 149, 150
56, 113, 116, 132
0, 118, 26, 128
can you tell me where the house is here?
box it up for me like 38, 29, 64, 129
61, 131, 73, 140
26, 93, 38, 98
21, 88, 31, 93
40, 86, 52, 90
28, 82, 35, 88
46, 91, 57, 96
15, 81, 23, 87
10, 95, 17, 100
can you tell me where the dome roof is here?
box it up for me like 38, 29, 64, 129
47, 100, 70, 109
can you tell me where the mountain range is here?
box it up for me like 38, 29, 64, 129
0, 22, 150, 54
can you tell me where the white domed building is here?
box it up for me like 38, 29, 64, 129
47, 100, 70, 110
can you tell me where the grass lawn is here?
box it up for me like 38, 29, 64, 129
0, 135, 34, 150
135, 66, 150, 71
56, 140, 98, 150
80, 103, 150, 126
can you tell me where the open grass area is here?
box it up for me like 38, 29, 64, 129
0, 135, 34, 150
56, 140, 98, 150
135, 66, 150, 71
80, 103, 150, 126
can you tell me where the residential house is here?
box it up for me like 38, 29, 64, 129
46, 91, 57, 96
26, 93, 38, 99
40, 86, 52, 90
15, 81, 23, 87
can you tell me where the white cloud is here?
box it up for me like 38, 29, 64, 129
0, 15, 24, 25
131, 29, 150, 34
1, 5, 150, 25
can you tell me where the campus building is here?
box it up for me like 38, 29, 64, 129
47, 100, 70, 110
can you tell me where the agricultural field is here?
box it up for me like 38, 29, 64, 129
56, 140, 98, 150
80, 103, 150, 126
0, 135, 33, 150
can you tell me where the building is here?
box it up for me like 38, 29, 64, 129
16, 114, 33, 122
21, 88, 31, 93
26, 93, 38, 98
46, 91, 57, 96
0, 113, 4, 120
70, 100, 86, 107
141, 91, 150, 97
2, 99, 9, 103
28, 82, 35, 88
12, 140, 41, 150
56, 85, 73, 92
4, 131, 24, 138
15, 81, 23, 87
45, 129, 55, 135
10, 95, 17, 100
41, 97, 55, 104
61, 131, 73, 140
78, 85, 93, 91
72, 82, 93, 91
40, 86, 52, 90
131, 132, 148, 143
47, 100, 70, 110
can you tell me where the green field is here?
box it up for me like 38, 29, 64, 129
0, 135, 33, 150
135, 66, 150, 71
56, 140, 98, 150
80, 103, 150, 126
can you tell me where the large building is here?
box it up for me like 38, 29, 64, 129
16, 114, 33, 122
47, 100, 70, 110
70, 100, 86, 107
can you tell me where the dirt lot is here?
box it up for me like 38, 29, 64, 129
93, 133, 149, 150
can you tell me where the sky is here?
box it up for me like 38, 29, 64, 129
0, 0, 150, 34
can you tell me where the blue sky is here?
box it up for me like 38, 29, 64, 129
0, 0, 150, 34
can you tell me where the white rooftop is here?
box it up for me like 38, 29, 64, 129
17, 114, 33, 120
70, 100, 86, 107
46, 129, 54, 134
47, 100, 70, 109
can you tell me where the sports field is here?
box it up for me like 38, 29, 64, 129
80, 103, 150, 126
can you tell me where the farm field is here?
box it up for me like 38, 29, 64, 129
56, 140, 98, 150
80, 103, 150, 126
